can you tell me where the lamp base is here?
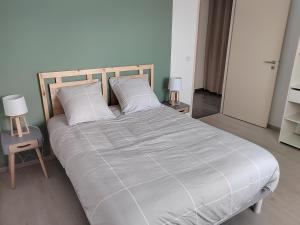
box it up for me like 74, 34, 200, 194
169, 91, 180, 106
10, 116, 30, 137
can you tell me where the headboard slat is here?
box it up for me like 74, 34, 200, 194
101, 72, 108, 102
56, 77, 62, 83
87, 74, 93, 80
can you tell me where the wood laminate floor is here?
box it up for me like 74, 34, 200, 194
192, 89, 222, 119
202, 114, 300, 225
0, 113, 299, 225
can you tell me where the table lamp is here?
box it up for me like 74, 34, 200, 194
168, 77, 182, 106
2, 95, 30, 137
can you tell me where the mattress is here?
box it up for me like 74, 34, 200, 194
47, 106, 280, 225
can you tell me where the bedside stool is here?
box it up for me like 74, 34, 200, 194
0, 126, 48, 189
162, 101, 190, 113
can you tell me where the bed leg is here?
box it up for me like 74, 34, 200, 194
253, 199, 263, 214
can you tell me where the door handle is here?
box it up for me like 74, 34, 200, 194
264, 60, 276, 65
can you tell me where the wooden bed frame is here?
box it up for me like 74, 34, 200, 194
38, 64, 154, 122
38, 63, 264, 216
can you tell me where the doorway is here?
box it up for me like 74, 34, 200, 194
192, 0, 233, 119
221, 0, 290, 127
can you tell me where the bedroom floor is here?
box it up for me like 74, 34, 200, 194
0, 114, 300, 225
192, 89, 222, 119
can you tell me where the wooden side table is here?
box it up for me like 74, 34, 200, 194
162, 101, 190, 113
1, 126, 48, 189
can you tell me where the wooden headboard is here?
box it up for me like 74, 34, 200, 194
38, 64, 154, 122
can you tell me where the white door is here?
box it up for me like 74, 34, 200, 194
222, 0, 290, 127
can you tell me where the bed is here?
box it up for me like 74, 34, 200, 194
38, 65, 279, 225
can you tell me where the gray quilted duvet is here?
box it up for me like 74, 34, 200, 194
47, 106, 279, 225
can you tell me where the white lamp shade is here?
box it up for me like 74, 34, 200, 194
168, 77, 182, 91
2, 95, 28, 117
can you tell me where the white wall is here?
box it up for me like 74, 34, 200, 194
170, 0, 200, 107
194, 0, 209, 90
269, 0, 300, 127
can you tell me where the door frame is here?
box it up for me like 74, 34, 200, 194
192, 0, 237, 115
220, 0, 237, 113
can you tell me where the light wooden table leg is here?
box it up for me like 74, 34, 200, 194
35, 148, 48, 178
9, 152, 16, 189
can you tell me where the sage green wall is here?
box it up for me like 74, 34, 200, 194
0, 0, 172, 167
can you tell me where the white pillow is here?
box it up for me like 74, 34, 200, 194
109, 77, 161, 114
57, 82, 115, 125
